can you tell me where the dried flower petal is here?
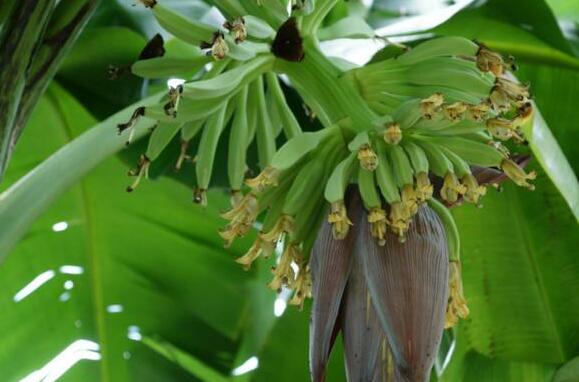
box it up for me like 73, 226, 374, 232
440, 172, 467, 203
445, 261, 469, 328
420, 93, 444, 119
501, 158, 536, 190
383, 123, 402, 145
246, 166, 280, 192
368, 208, 388, 246
327, 201, 353, 239
358, 144, 378, 171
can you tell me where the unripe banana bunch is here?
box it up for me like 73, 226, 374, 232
348, 37, 530, 118
220, 127, 345, 308
118, 2, 309, 204
116, 2, 538, 323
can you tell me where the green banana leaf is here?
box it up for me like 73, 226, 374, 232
57, 26, 147, 119
440, 330, 557, 381
516, 64, 579, 172
0, 84, 265, 381
452, 172, 579, 364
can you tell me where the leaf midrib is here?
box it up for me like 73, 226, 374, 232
46, 87, 110, 381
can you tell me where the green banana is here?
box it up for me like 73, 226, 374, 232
292, 145, 344, 244
181, 119, 205, 141
456, 130, 493, 143
395, 36, 479, 66
244, 78, 259, 149
265, 84, 283, 137
271, 130, 330, 170
253, 76, 276, 168
204, 58, 231, 78
431, 118, 487, 135
145, 122, 183, 161
282, 159, 326, 216
227, 86, 249, 191
392, 98, 422, 129
176, 119, 206, 170
404, 61, 494, 97
226, 37, 270, 61
425, 136, 505, 167
439, 146, 471, 177
358, 167, 381, 209
181, 55, 273, 100
402, 140, 429, 174
375, 143, 401, 203
265, 72, 302, 139
415, 139, 454, 178
195, 102, 228, 194
145, 95, 225, 123
388, 145, 414, 187
292, 187, 326, 244
131, 56, 211, 79
203, 0, 246, 19
370, 83, 483, 105
324, 152, 357, 203
151, 3, 215, 46
245, 15, 276, 40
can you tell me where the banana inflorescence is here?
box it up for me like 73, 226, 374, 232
117, 2, 537, 322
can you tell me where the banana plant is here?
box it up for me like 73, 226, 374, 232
1, 0, 578, 381
85, 0, 561, 380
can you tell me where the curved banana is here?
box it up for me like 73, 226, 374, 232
265, 72, 302, 139
388, 145, 414, 187
253, 75, 276, 168
283, 159, 326, 217
131, 56, 211, 79
358, 166, 388, 245
324, 152, 357, 239
227, 86, 249, 191
392, 98, 422, 129
404, 59, 494, 98
414, 139, 454, 178
438, 146, 471, 178
195, 102, 229, 202
245, 15, 276, 40
402, 140, 429, 174
395, 36, 479, 66
271, 129, 329, 171
358, 167, 381, 209
431, 118, 487, 136
324, 152, 357, 203
181, 55, 274, 100
145, 122, 183, 161
151, 3, 215, 46
426, 136, 505, 167
181, 119, 205, 141
375, 143, 401, 204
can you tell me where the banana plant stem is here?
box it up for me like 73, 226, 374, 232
278, 38, 378, 131
0, 0, 99, 183
0, 0, 55, 183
